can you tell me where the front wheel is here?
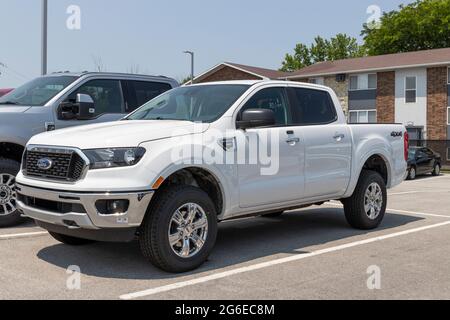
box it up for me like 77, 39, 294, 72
432, 163, 441, 176
343, 170, 387, 230
139, 185, 218, 273
0, 158, 26, 228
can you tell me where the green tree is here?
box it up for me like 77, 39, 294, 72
280, 34, 365, 72
280, 43, 311, 72
362, 0, 450, 55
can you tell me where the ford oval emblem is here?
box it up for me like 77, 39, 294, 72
37, 158, 53, 170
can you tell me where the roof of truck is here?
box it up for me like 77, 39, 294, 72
44, 71, 178, 82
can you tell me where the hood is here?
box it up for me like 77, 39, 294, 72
28, 120, 210, 149
0, 105, 32, 113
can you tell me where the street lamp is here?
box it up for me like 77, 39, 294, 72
41, 0, 48, 75
183, 51, 194, 84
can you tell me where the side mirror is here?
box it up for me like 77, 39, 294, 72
75, 93, 96, 120
58, 94, 96, 120
236, 109, 276, 130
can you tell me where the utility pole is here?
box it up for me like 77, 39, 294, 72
41, 0, 48, 75
183, 51, 194, 84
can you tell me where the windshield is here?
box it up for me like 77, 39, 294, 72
0, 76, 77, 106
127, 84, 250, 123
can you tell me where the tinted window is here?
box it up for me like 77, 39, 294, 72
68, 79, 123, 115
125, 81, 172, 112
241, 87, 291, 126
289, 87, 337, 125
0, 76, 77, 106
127, 85, 250, 123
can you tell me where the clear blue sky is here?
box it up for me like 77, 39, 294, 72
1, 0, 414, 87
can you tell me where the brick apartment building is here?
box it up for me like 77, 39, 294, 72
192, 48, 450, 164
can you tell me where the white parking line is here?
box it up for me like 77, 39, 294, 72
0, 231, 48, 240
389, 191, 450, 196
120, 220, 450, 300
327, 201, 450, 219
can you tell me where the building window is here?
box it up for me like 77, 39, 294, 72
308, 77, 324, 85
349, 74, 377, 91
447, 148, 450, 161
405, 76, 417, 103
448, 67, 450, 84
349, 76, 358, 90
348, 110, 377, 124
368, 74, 377, 89
447, 107, 450, 125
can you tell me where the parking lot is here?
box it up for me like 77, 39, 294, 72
1, 174, 450, 300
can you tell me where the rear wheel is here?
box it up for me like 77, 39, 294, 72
0, 158, 26, 228
432, 163, 441, 176
407, 166, 416, 180
343, 170, 387, 230
49, 232, 96, 246
139, 185, 218, 273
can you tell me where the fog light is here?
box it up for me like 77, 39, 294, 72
95, 200, 129, 215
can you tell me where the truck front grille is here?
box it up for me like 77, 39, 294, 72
24, 148, 87, 182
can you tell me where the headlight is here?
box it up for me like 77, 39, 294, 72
83, 147, 146, 170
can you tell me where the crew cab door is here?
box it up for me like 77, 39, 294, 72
236, 86, 305, 208
287, 86, 352, 199
54, 79, 127, 129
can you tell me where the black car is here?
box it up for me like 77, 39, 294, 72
407, 147, 441, 180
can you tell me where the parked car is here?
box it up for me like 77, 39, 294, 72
407, 147, 441, 180
16, 80, 407, 272
0, 88, 13, 97
0, 72, 178, 227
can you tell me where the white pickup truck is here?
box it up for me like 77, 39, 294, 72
16, 80, 408, 272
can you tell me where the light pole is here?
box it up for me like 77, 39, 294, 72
183, 51, 194, 84
41, 0, 48, 75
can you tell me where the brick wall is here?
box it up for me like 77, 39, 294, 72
324, 76, 349, 116
427, 67, 448, 140
195, 66, 262, 83
376, 71, 395, 123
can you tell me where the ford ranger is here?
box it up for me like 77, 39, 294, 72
0, 72, 178, 227
15, 80, 408, 272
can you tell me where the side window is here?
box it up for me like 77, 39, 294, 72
68, 79, 123, 116
125, 81, 172, 112
289, 87, 337, 125
241, 87, 291, 126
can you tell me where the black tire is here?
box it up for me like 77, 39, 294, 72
49, 232, 96, 246
343, 170, 387, 230
432, 163, 441, 176
139, 185, 218, 273
261, 211, 284, 218
407, 166, 416, 180
0, 158, 26, 228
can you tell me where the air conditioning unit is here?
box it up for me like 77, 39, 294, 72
336, 74, 346, 82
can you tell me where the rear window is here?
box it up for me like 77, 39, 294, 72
288, 87, 337, 125
125, 80, 172, 112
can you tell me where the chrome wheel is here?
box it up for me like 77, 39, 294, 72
409, 167, 416, 180
364, 182, 383, 220
434, 165, 440, 175
168, 203, 208, 259
0, 173, 16, 216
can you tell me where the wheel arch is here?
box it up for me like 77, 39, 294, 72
151, 165, 226, 218
0, 142, 25, 163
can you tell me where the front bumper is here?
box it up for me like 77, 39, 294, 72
16, 183, 154, 230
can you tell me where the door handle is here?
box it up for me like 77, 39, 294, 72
286, 137, 300, 145
333, 133, 345, 141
